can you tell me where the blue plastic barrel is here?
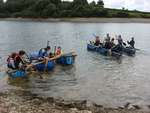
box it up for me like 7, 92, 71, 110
57, 56, 74, 65
36, 61, 55, 71
87, 44, 96, 51
65, 56, 74, 65
9, 70, 27, 78
56, 57, 65, 64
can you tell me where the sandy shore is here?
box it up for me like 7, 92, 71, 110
1, 18, 150, 23
0, 91, 150, 113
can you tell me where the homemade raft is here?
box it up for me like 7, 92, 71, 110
30, 51, 76, 65
87, 43, 122, 58
122, 47, 136, 56
7, 51, 77, 79
31, 51, 76, 70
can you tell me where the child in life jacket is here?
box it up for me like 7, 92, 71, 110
55, 46, 62, 55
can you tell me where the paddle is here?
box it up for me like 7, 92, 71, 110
47, 40, 50, 47
54, 46, 56, 56
135, 48, 140, 51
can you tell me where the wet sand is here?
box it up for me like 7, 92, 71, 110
1, 18, 150, 23
0, 92, 149, 113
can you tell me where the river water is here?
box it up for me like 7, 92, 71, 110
0, 20, 150, 107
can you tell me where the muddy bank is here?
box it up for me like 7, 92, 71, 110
0, 91, 149, 113
1, 18, 150, 23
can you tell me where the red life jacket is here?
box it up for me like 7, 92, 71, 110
7, 53, 18, 64
56, 49, 62, 55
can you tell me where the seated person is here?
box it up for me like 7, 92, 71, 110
15, 50, 33, 71
127, 37, 135, 48
38, 46, 51, 58
117, 35, 123, 45
7, 52, 17, 70
104, 38, 115, 49
105, 33, 111, 42
55, 46, 62, 55
110, 38, 115, 48
104, 41, 111, 49
94, 36, 101, 46
14, 50, 27, 70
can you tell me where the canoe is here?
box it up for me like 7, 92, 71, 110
87, 43, 122, 58
122, 47, 136, 56
56, 53, 76, 65
7, 70, 27, 79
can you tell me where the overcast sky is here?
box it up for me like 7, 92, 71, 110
64, 0, 150, 12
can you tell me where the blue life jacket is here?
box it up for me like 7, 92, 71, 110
38, 49, 48, 58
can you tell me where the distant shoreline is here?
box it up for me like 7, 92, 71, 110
1, 18, 150, 23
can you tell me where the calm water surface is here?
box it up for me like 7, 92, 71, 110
0, 21, 150, 107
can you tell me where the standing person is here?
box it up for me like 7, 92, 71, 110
127, 37, 135, 48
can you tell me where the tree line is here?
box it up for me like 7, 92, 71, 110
0, 0, 150, 18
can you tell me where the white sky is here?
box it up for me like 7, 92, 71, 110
64, 0, 150, 12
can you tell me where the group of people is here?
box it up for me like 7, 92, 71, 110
7, 46, 63, 71
93, 33, 135, 52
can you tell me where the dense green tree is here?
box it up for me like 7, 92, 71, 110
0, 0, 149, 18
0, 0, 4, 13
42, 3, 57, 17
97, 0, 104, 8
0, 0, 3, 4
4, 0, 24, 12
73, 0, 88, 6
60, 1, 72, 10
50, 0, 61, 5
115, 11, 129, 17
90, 1, 96, 7
31, 0, 50, 12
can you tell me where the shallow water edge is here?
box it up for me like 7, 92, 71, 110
0, 91, 150, 113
